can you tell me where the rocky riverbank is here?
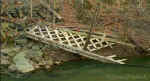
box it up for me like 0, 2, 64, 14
1, 40, 149, 75
0, 40, 81, 74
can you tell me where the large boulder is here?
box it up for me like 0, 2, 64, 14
13, 51, 34, 73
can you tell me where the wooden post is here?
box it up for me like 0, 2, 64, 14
30, 0, 32, 18
81, 0, 84, 8
47, 0, 50, 20
81, 0, 84, 4
61, 0, 64, 11
52, 0, 55, 28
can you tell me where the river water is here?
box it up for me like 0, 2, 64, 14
1, 56, 150, 81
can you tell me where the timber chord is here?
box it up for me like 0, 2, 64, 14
25, 25, 135, 64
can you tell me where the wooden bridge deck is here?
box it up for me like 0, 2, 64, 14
25, 25, 135, 64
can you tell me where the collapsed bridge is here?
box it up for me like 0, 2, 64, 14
25, 25, 136, 64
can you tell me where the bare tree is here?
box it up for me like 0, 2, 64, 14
84, 5, 101, 50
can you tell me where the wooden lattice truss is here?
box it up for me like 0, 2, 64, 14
25, 25, 135, 64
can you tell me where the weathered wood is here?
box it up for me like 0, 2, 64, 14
64, 27, 136, 48
26, 31, 126, 64
25, 25, 134, 64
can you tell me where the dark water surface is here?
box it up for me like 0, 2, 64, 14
1, 56, 150, 81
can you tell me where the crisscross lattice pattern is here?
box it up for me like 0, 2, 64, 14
26, 25, 114, 52
26, 25, 127, 64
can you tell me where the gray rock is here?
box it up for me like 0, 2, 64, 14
1, 47, 21, 57
13, 51, 34, 73
8, 64, 17, 72
0, 55, 10, 65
